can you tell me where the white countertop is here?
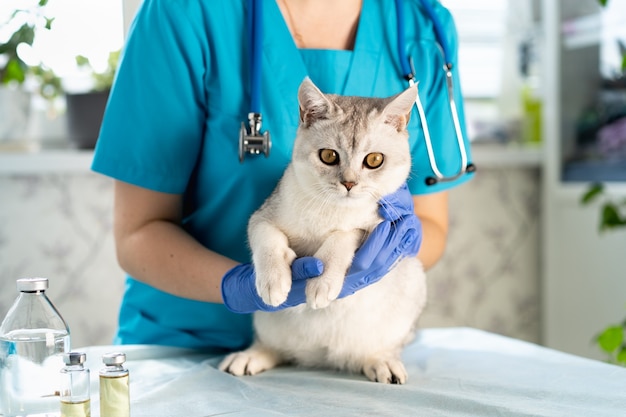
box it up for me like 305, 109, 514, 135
0, 141, 544, 174
0, 149, 95, 173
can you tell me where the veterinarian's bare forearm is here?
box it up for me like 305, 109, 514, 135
116, 221, 236, 303
416, 217, 447, 270
113, 180, 236, 303
413, 191, 449, 270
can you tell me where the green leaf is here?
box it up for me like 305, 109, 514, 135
598, 0, 608, 6
581, 183, 604, 205
617, 346, 626, 365
622, 54, 626, 72
600, 203, 626, 231
8, 24, 36, 47
44, 17, 54, 30
2, 58, 27, 84
75, 55, 90, 67
0, 42, 11, 55
597, 326, 624, 353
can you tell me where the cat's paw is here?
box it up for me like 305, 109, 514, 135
363, 358, 408, 384
305, 274, 343, 309
218, 347, 281, 376
255, 248, 297, 307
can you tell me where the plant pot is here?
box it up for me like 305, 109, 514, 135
65, 90, 109, 149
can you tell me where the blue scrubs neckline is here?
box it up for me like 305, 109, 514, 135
260, 0, 387, 130
298, 49, 352, 94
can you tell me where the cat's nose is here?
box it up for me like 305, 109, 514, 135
342, 181, 356, 191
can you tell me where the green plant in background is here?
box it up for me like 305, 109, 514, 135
75, 49, 120, 92
581, 183, 626, 366
0, 0, 62, 99
580, 0, 626, 368
596, 320, 626, 366
581, 183, 626, 231
29, 65, 61, 101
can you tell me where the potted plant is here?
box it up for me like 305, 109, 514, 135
581, 183, 626, 366
64, 49, 119, 149
0, 0, 61, 145
578, 0, 626, 367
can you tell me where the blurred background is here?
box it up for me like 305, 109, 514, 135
1, 0, 626, 365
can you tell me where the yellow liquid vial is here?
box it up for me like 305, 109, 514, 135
60, 399, 91, 417
100, 374, 130, 417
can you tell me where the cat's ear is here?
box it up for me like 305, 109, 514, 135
298, 77, 331, 127
383, 84, 418, 132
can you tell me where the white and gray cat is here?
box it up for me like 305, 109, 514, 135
219, 78, 427, 384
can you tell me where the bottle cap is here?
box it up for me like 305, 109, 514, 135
102, 352, 126, 366
16, 278, 48, 292
64, 352, 86, 365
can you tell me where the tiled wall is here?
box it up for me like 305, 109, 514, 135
0, 167, 541, 348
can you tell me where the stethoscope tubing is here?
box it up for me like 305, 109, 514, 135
242, 0, 475, 184
395, 0, 475, 185
248, 0, 263, 113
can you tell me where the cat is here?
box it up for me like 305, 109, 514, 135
219, 77, 427, 384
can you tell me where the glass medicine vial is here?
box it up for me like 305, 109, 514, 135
0, 277, 70, 417
60, 352, 91, 417
99, 352, 130, 417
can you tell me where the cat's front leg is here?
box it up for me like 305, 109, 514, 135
306, 229, 363, 309
248, 217, 296, 307
249, 219, 297, 307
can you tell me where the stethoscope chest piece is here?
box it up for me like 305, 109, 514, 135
239, 112, 271, 163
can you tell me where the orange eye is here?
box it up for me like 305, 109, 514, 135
319, 149, 339, 165
364, 153, 384, 169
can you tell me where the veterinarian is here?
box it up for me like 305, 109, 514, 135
91, 0, 474, 351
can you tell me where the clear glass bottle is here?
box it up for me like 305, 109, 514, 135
99, 352, 129, 417
0, 277, 70, 417
60, 352, 91, 417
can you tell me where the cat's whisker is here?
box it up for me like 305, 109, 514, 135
378, 196, 403, 223
316, 188, 337, 216
299, 183, 331, 214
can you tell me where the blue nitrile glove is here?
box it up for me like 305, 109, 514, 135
222, 257, 324, 314
338, 183, 422, 298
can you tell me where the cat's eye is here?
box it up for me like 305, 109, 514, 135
319, 149, 339, 165
364, 153, 384, 169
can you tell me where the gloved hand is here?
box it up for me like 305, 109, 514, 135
338, 182, 422, 298
222, 257, 324, 314
222, 183, 421, 312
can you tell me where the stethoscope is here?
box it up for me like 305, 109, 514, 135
240, 0, 476, 186
239, 0, 271, 162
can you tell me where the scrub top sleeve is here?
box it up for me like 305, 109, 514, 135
92, 0, 209, 194
406, 2, 474, 196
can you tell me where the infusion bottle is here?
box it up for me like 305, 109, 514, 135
0, 277, 70, 417
99, 352, 130, 417
60, 352, 91, 417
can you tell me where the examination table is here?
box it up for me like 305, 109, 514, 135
79, 327, 626, 416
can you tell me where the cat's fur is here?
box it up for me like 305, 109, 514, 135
219, 78, 427, 384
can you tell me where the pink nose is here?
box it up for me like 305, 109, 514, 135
342, 181, 356, 191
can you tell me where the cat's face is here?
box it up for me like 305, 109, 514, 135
292, 78, 417, 205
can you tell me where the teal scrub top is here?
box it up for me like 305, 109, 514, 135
92, 0, 473, 351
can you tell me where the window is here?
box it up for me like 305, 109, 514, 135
441, 0, 540, 142
441, 0, 509, 99
1, 0, 124, 93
